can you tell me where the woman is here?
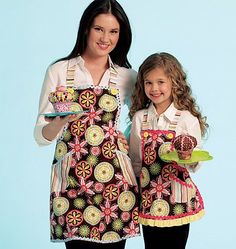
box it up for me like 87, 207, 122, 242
34, 0, 140, 249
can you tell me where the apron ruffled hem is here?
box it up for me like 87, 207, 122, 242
138, 209, 205, 227
51, 233, 141, 243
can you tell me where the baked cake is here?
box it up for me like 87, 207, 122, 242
48, 86, 75, 112
172, 134, 197, 160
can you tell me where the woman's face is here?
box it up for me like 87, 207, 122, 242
84, 13, 120, 59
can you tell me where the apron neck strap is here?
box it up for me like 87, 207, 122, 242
141, 109, 150, 130
168, 110, 181, 131
66, 60, 118, 88
141, 110, 182, 131
66, 62, 76, 87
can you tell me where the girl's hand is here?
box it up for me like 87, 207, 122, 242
117, 131, 129, 151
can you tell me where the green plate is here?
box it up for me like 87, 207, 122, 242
160, 150, 213, 164
42, 111, 87, 118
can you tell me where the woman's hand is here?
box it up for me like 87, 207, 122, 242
43, 114, 78, 141
45, 114, 78, 124
117, 131, 129, 152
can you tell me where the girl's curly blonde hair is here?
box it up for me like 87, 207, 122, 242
129, 52, 208, 136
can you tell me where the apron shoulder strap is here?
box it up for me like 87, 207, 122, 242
141, 109, 150, 130
108, 64, 119, 95
66, 60, 76, 87
65, 60, 119, 90
168, 110, 181, 132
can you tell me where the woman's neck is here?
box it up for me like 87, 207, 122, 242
81, 54, 109, 85
82, 54, 109, 70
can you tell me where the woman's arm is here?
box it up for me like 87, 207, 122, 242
34, 65, 64, 145
129, 114, 142, 177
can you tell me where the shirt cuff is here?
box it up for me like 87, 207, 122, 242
184, 162, 202, 173
34, 124, 54, 146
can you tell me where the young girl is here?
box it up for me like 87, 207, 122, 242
129, 52, 208, 249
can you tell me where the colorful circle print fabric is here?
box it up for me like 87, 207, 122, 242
50, 87, 140, 243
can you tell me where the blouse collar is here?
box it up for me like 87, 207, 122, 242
68, 55, 117, 73
147, 102, 178, 122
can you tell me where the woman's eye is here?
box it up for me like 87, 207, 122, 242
111, 30, 119, 34
94, 27, 102, 32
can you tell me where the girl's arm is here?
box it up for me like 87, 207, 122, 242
183, 118, 202, 172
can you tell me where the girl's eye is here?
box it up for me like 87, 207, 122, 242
144, 81, 152, 85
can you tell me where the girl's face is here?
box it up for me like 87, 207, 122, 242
84, 13, 120, 59
144, 67, 172, 114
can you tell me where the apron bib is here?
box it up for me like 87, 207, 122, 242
50, 62, 140, 242
138, 110, 205, 227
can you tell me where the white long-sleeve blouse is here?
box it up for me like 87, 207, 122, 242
34, 56, 137, 146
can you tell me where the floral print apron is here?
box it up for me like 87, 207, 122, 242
138, 110, 205, 227
50, 63, 140, 243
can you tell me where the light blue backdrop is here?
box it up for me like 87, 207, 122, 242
1, 0, 235, 248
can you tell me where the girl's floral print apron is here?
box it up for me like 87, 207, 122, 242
138, 110, 205, 227
50, 63, 140, 243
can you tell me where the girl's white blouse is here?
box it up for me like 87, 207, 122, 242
129, 103, 202, 175
34, 56, 137, 146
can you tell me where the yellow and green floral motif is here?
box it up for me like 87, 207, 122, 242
140, 167, 150, 188
98, 94, 118, 112
75, 161, 92, 179
66, 209, 83, 227
158, 142, 173, 162
69, 102, 84, 121
149, 163, 161, 175
102, 231, 120, 241
150, 200, 170, 216
79, 90, 96, 109
85, 125, 104, 146
83, 206, 102, 226
90, 227, 100, 240
112, 219, 124, 231
62, 130, 72, 142
102, 141, 117, 159
55, 141, 67, 161
141, 190, 153, 209
53, 197, 69, 216
73, 198, 85, 209
118, 191, 136, 212
103, 184, 120, 201
70, 120, 86, 137
94, 162, 114, 183
102, 112, 114, 123
173, 204, 185, 215
86, 154, 98, 166
79, 225, 90, 237
144, 146, 156, 165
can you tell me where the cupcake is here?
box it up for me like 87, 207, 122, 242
48, 86, 75, 112
172, 134, 197, 160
